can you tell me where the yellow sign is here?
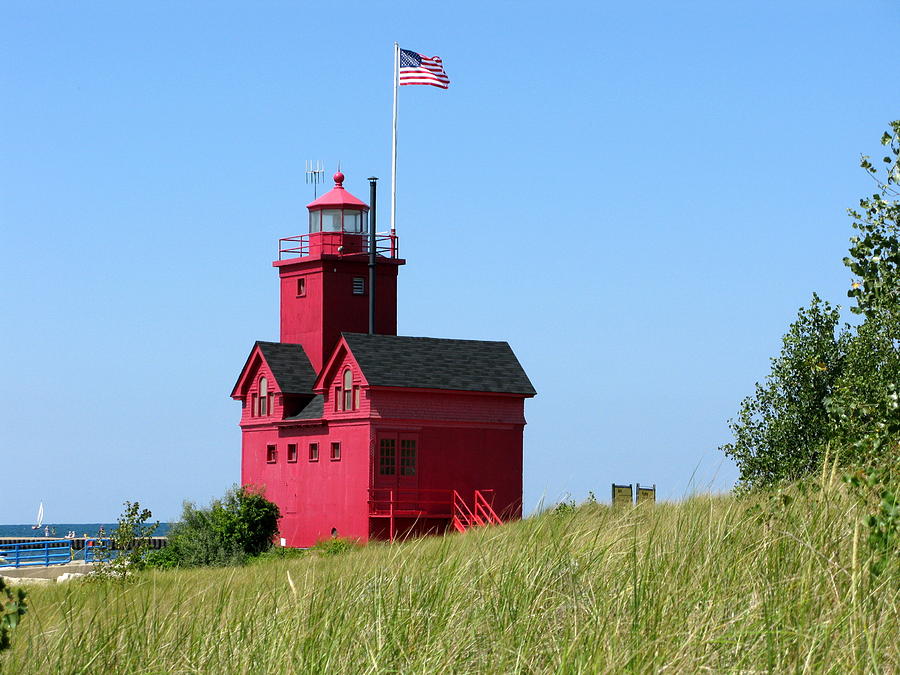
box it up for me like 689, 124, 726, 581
636, 485, 656, 505
611, 484, 633, 507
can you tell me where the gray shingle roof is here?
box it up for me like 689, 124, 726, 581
255, 341, 317, 394
341, 333, 536, 396
284, 395, 325, 421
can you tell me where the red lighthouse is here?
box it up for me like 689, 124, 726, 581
232, 172, 535, 547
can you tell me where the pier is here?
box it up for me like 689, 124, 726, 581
0, 536, 168, 551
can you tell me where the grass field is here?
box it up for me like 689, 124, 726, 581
3, 469, 897, 673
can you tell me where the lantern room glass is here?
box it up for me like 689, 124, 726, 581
309, 208, 368, 234
344, 211, 361, 233
322, 210, 342, 232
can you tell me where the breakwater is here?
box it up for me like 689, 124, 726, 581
0, 536, 168, 550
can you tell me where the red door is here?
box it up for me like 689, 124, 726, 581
375, 432, 418, 511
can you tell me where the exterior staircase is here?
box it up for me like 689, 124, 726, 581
451, 490, 502, 533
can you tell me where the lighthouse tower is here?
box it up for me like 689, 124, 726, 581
232, 171, 536, 547
275, 172, 404, 372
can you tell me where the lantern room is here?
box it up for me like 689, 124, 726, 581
305, 171, 368, 255
308, 171, 368, 233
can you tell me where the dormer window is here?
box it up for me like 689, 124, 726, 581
258, 377, 269, 416
344, 368, 355, 411
334, 367, 360, 412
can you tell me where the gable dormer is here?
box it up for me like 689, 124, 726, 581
313, 337, 370, 417
232, 341, 319, 423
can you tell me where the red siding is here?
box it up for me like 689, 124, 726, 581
276, 256, 401, 373
370, 389, 526, 425
241, 421, 373, 548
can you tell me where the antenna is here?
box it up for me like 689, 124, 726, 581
305, 160, 325, 198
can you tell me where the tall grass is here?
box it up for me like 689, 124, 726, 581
3, 471, 897, 673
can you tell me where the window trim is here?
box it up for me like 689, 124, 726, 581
296, 277, 306, 297
308, 442, 319, 462
330, 442, 341, 462
266, 444, 277, 464
287, 443, 298, 463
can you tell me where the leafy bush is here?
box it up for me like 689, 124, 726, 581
146, 485, 280, 569
311, 537, 359, 557
90, 501, 159, 582
0, 578, 26, 652
248, 547, 309, 565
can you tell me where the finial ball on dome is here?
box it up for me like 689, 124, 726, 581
333, 171, 345, 186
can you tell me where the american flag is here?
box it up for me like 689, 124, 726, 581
399, 48, 450, 89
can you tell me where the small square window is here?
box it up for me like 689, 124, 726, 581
296, 277, 306, 297
308, 443, 319, 462
331, 442, 341, 461
352, 277, 365, 295
287, 444, 297, 462
266, 444, 277, 463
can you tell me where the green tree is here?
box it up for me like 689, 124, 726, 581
845, 120, 900, 319
837, 120, 900, 463
827, 316, 900, 462
720, 294, 848, 490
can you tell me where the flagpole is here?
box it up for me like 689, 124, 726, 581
390, 41, 399, 237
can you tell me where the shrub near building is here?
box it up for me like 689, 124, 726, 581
146, 486, 280, 569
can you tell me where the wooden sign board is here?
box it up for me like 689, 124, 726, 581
611, 483, 633, 507
636, 485, 656, 505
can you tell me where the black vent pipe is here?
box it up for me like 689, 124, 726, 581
367, 177, 378, 335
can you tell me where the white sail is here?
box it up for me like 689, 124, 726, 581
34, 501, 44, 529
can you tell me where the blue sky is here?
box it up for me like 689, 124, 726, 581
1, 1, 898, 523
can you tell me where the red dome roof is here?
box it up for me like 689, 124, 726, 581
307, 172, 369, 211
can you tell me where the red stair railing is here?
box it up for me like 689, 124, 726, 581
451, 491, 485, 533
473, 490, 503, 525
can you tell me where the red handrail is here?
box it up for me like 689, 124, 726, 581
473, 490, 502, 525
367, 488, 503, 540
452, 490, 484, 529
279, 232, 399, 260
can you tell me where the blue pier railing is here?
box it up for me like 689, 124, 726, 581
0, 539, 73, 568
83, 538, 112, 563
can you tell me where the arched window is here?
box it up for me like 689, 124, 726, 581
342, 369, 353, 411
259, 377, 268, 416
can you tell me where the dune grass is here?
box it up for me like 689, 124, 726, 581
3, 471, 897, 673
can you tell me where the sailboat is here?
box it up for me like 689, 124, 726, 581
31, 501, 44, 530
